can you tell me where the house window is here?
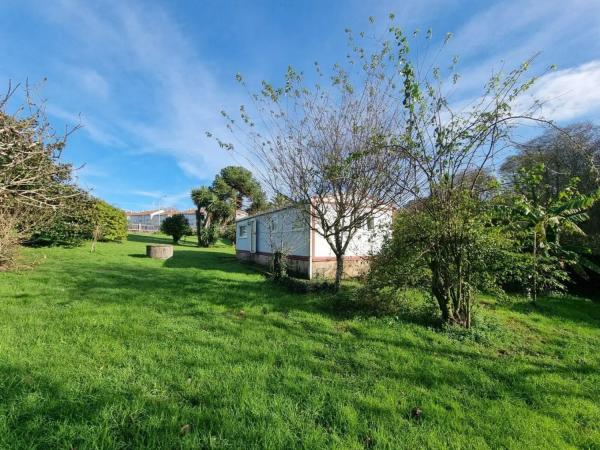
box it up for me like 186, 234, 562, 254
239, 225, 248, 238
366, 217, 375, 230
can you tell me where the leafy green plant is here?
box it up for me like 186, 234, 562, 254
191, 166, 265, 247
364, 191, 515, 327
160, 214, 191, 244
506, 163, 600, 300
93, 200, 127, 242
198, 224, 219, 247
27, 195, 126, 247
26, 187, 95, 247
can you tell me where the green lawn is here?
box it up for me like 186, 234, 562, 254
0, 234, 599, 449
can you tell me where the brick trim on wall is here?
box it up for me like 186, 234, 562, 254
235, 249, 310, 261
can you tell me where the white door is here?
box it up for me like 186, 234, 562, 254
250, 220, 257, 253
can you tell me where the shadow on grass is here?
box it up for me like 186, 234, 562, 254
127, 233, 197, 247
509, 295, 600, 328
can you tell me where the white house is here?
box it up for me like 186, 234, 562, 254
235, 204, 393, 279
126, 208, 197, 232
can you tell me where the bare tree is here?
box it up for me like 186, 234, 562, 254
0, 82, 80, 267
211, 28, 414, 289
375, 25, 555, 327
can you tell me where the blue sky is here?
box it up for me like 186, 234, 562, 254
1, 0, 599, 211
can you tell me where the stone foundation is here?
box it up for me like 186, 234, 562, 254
236, 251, 370, 280
311, 258, 370, 279
236, 250, 310, 278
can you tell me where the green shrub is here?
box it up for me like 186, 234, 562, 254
161, 214, 191, 244
361, 201, 519, 323
27, 196, 126, 246
221, 223, 236, 243
199, 224, 219, 247
92, 200, 127, 242
27, 189, 95, 247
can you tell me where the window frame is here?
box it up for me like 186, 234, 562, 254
366, 217, 375, 231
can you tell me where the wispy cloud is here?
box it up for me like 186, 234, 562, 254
131, 190, 191, 209
46, 104, 122, 147
442, 0, 600, 104
71, 67, 109, 99
529, 61, 600, 121
33, 0, 238, 178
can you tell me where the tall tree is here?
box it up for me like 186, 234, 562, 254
386, 32, 552, 326
0, 82, 80, 267
212, 166, 266, 213
191, 166, 265, 247
191, 186, 232, 247
212, 26, 413, 289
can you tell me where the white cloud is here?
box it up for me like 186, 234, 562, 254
73, 67, 109, 99
529, 60, 600, 121
441, 0, 600, 102
32, 0, 238, 179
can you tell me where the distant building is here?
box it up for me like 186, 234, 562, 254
126, 208, 197, 232
234, 203, 393, 279
126, 208, 246, 232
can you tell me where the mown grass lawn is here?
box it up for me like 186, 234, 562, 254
0, 234, 599, 449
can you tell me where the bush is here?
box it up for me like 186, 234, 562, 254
27, 188, 95, 247
199, 224, 219, 247
93, 200, 127, 242
221, 223, 236, 243
27, 195, 126, 247
360, 201, 518, 324
0, 213, 20, 270
161, 214, 191, 244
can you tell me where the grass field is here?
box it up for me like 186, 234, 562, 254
0, 234, 599, 449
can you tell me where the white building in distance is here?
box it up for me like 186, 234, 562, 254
126, 208, 197, 232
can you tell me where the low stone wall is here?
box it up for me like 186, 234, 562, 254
312, 258, 370, 279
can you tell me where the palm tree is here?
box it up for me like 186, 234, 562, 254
191, 186, 234, 247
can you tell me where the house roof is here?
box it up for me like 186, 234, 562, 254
235, 204, 297, 223
234, 197, 396, 224
126, 209, 174, 217
125, 208, 187, 217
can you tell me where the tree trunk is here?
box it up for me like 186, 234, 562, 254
273, 251, 284, 280
431, 265, 450, 323
532, 229, 538, 303
195, 209, 203, 247
334, 254, 344, 291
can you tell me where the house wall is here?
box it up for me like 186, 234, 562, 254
235, 204, 393, 279
236, 207, 310, 256
311, 206, 393, 278
235, 207, 311, 277
312, 207, 393, 257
